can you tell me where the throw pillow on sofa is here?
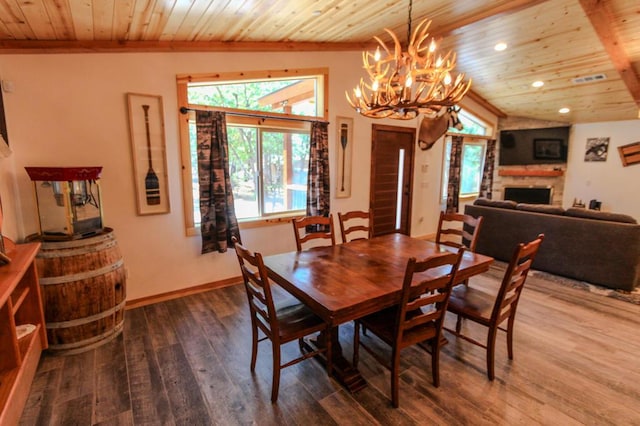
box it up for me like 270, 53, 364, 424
516, 203, 566, 215
474, 198, 517, 209
565, 207, 637, 224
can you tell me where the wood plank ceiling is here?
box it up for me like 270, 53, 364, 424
0, 0, 638, 124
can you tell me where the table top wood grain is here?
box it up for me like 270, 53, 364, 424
263, 233, 494, 326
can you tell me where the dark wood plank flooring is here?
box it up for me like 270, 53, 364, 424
19, 264, 640, 425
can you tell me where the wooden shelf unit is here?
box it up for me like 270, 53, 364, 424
498, 169, 564, 177
0, 242, 47, 426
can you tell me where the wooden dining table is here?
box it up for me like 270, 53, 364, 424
262, 233, 494, 392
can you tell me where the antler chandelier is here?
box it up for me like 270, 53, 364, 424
346, 0, 472, 120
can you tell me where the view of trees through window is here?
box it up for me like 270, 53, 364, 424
186, 77, 319, 221
460, 143, 485, 195
188, 79, 317, 117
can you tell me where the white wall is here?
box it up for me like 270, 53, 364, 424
564, 119, 640, 219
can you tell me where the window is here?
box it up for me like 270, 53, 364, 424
177, 68, 327, 234
441, 109, 492, 201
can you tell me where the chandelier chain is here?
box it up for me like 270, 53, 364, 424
407, 0, 413, 44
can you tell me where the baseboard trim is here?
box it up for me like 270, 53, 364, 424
125, 275, 243, 310
414, 232, 436, 241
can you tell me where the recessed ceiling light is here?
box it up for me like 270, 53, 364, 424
532, 80, 544, 88
312, 10, 322, 17
494, 42, 507, 51
559, 107, 570, 114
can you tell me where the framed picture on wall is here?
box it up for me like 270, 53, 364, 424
335, 116, 353, 198
584, 137, 609, 162
533, 138, 563, 160
0, 87, 11, 158
126, 93, 171, 215
0, 197, 9, 265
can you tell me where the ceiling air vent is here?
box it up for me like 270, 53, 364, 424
572, 74, 607, 84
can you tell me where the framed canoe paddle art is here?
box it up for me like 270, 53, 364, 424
335, 116, 353, 198
126, 93, 170, 215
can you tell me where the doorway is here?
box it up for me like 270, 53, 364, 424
370, 124, 416, 236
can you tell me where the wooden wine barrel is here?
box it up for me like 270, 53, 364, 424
36, 228, 126, 355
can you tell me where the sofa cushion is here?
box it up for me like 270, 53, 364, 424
565, 207, 637, 224
516, 203, 565, 215
473, 198, 517, 209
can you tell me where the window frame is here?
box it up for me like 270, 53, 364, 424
441, 137, 489, 203
228, 124, 311, 220
177, 68, 329, 236
440, 107, 494, 203
458, 140, 487, 197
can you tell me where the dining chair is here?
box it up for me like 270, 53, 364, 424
291, 214, 336, 251
444, 234, 544, 380
232, 238, 332, 402
352, 249, 464, 408
338, 209, 372, 243
435, 211, 484, 252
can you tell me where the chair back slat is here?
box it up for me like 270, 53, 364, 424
405, 308, 440, 329
396, 249, 464, 347
406, 290, 447, 312
292, 214, 336, 251
338, 210, 372, 243
490, 234, 544, 323
436, 211, 484, 251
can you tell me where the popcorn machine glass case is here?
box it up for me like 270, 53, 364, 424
25, 167, 104, 240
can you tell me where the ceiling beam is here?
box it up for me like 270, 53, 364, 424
579, 0, 640, 108
0, 40, 373, 54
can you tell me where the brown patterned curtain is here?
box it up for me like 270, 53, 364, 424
446, 135, 464, 213
479, 139, 496, 199
306, 121, 331, 230
195, 110, 240, 254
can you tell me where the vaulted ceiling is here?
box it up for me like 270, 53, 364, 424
1, 0, 638, 124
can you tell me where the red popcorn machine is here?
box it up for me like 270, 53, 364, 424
25, 166, 105, 240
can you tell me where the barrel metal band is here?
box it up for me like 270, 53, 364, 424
45, 299, 127, 329
47, 321, 125, 353
37, 239, 118, 258
39, 258, 124, 285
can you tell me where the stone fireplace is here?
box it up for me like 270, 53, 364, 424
494, 164, 565, 206
495, 116, 569, 207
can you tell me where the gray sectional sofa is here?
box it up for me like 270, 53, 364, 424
465, 198, 640, 291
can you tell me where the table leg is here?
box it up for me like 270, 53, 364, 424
306, 326, 367, 393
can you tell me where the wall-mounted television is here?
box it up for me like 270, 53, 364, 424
499, 126, 570, 165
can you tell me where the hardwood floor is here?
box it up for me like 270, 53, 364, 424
19, 264, 640, 425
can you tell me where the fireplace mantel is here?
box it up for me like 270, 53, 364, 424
498, 169, 564, 177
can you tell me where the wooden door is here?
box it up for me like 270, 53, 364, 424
370, 124, 415, 236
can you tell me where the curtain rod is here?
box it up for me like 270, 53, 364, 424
179, 106, 327, 124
